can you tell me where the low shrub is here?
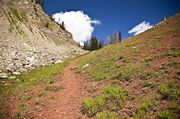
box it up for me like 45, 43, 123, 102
82, 85, 126, 117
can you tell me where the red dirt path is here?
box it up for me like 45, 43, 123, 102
34, 60, 92, 119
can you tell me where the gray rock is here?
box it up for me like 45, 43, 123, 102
55, 59, 63, 64
6, 68, 13, 74
83, 63, 89, 68
9, 76, 16, 79
0, 0, 86, 75
0, 73, 8, 79
12, 72, 21, 75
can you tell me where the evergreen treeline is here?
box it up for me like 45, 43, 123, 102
83, 36, 104, 51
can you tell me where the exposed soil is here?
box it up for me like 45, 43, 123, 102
1, 13, 180, 119
32, 59, 92, 119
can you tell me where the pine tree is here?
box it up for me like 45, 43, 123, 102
90, 36, 98, 51
83, 36, 104, 51
83, 40, 90, 50
98, 40, 104, 49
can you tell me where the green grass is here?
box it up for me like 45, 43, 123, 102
76, 51, 100, 73
88, 59, 121, 80
21, 92, 31, 101
0, 61, 68, 95
39, 90, 47, 97
12, 103, 28, 119
45, 85, 64, 91
133, 97, 158, 119
83, 96, 105, 116
0, 61, 68, 118
6, 8, 27, 35
157, 110, 177, 119
140, 71, 156, 79
82, 85, 126, 117
18, 103, 27, 111
77, 13, 180, 118
97, 111, 118, 119
143, 56, 155, 63
142, 55, 156, 66
0, 99, 8, 118
121, 57, 131, 63
87, 87, 97, 93
77, 52, 137, 81
158, 84, 171, 100
158, 80, 179, 100
13, 112, 26, 119
10, 8, 27, 22
167, 61, 180, 67
119, 66, 135, 80
157, 80, 180, 119
167, 47, 180, 57
142, 80, 155, 88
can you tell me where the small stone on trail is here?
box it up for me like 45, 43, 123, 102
83, 63, 89, 68
4, 83, 10, 86
71, 66, 77, 70
16, 79, 20, 82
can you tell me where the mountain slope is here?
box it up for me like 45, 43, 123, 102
77, 13, 180, 118
0, 0, 84, 77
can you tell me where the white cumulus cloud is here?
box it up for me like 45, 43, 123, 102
52, 11, 101, 44
128, 21, 153, 35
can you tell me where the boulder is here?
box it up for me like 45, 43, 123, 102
0, 73, 8, 79
55, 60, 63, 64
12, 72, 21, 75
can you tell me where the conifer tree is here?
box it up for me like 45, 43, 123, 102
90, 36, 98, 51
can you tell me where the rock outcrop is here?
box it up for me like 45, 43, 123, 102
0, 0, 85, 78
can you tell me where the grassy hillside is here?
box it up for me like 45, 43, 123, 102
0, 61, 68, 118
77, 13, 180, 118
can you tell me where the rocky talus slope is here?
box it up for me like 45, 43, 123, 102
0, 0, 85, 78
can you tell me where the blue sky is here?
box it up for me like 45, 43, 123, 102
43, 0, 180, 41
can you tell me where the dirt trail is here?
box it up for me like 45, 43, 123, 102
35, 60, 91, 119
